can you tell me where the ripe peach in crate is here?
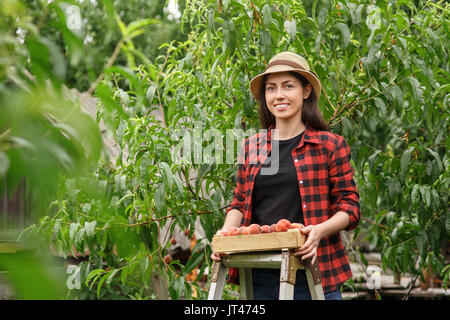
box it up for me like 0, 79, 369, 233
229, 227, 240, 236
269, 224, 277, 233
238, 226, 249, 235
289, 223, 305, 230
248, 224, 261, 234
276, 219, 290, 232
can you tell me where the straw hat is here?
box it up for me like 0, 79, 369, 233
249, 52, 321, 101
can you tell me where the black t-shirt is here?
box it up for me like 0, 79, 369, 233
250, 131, 304, 226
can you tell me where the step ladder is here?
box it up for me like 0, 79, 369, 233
208, 249, 325, 300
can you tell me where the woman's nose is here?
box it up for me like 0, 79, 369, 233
275, 88, 285, 99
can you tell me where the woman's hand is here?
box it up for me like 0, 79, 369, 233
210, 252, 224, 262
210, 229, 229, 262
293, 213, 350, 265
293, 225, 323, 265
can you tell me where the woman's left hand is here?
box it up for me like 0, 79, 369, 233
293, 224, 323, 265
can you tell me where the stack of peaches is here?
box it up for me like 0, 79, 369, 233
217, 219, 304, 236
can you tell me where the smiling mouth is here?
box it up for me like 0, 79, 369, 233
274, 104, 289, 110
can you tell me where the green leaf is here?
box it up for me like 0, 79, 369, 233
409, 76, 423, 102
104, 66, 140, 94
373, 97, 386, 118
419, 185, 431, 208
85, 221, 97, 238
0, 150, 10, 177
411, 184, 420, 204
97, 273, 107, 299
183, 250, 204, 275
426, 148, 443, 173
400, 146, 414, 177
106, 269, 120, 286
359, 251, 368, 267
415, 230, 427, 254
382, 247, 392, 272
124, 19, 159, 39
368, 150, 381, 172
446, 214, 450, 237
386, 211, 396, 225
160, 162, 173, 190
172, 174, 185, 197
146, 85, 156, 103
86, 269, 105, 289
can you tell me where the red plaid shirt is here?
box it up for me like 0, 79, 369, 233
225, 125, 360, 293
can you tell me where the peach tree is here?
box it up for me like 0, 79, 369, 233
10, 0, 449, 299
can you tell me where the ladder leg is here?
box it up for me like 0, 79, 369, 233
279, 249, 295, 300
305, 267, 325, 300
208, 261, 227, 300
239, 268, 253, 300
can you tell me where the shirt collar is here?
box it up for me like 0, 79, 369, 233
261, 124, 322, 147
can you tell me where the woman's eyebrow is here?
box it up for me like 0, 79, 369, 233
266, 80, 295, 85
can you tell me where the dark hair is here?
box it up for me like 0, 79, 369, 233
258, 71, 329, 131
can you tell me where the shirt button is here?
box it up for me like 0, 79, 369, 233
294, 159, 298, 162
299, 180, 303, 184
303, 204, 307, 209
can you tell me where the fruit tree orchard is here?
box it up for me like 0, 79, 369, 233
0, 0, 448, 299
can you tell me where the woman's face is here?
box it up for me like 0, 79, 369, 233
264, 72, 312, 122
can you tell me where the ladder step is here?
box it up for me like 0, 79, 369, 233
208, 250, 325, 300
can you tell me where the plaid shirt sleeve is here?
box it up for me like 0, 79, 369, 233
328, 135, 360, 231
226, 139, 248, 216
226, 163, 246, 215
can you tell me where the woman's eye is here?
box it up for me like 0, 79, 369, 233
266, 83, 293, 90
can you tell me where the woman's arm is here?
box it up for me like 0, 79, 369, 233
328, 136, 360, 231
295, 135, 358, 264
220, 209, 243, 231
210, 209, 243, 261
294, 211, 350, 264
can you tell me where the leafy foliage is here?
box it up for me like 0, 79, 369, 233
1, 0, 448, 299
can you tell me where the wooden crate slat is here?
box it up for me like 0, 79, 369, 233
212, 229, 306, 254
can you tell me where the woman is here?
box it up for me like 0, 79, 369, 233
211, 51, 360, 300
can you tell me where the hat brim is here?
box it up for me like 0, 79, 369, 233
249, 65, 321, 102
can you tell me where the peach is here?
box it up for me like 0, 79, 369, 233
227, 226, 239, 236
163, 254, 172, 264
289, 223, 305, 230
240, 227, 249, 235
269, 224, 277, 233
276, 221, 289, 232
278, 219, 291, 229
260, 225, 270, 233
248, 224, 261, 234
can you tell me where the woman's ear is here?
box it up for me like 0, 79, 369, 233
303, 84, 312, 99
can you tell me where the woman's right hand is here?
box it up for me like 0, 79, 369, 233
210, 252, 222, 261
210, 229, 229, 261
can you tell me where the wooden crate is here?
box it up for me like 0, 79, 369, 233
212, 229, 306, 254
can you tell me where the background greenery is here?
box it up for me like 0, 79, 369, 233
0, 0, 448, 299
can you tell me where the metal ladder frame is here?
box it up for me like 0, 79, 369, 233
208, 249, 325, 300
